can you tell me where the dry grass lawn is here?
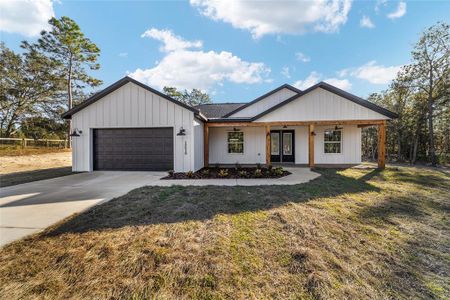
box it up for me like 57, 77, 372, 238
0, 149, 72, 187
0, 166, 449, 299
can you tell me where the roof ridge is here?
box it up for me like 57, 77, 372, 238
222, 83, 301, 117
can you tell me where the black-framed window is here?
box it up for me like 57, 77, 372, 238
324, 129, 342, 153
228, 131, 244, 154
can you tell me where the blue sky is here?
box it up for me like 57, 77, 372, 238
1, 0, 449, 103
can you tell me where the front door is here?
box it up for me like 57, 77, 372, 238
270, 130, 295, 163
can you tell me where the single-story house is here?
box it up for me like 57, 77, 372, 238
62, 76, 396, 172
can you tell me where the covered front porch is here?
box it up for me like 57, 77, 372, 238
204, 120, 387, 169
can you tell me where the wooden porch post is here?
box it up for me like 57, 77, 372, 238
204, 124, 209, 167
266, 125, 271, 165
377, 121, 386, 169
308, 124, 315, 168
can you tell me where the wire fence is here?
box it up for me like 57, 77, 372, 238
0, 138, 68, 149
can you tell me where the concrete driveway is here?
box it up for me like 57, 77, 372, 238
0, 171, 165, 247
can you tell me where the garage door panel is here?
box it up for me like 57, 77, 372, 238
93, 128, 173, 171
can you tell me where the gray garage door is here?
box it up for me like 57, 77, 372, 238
93, 128, 173, 171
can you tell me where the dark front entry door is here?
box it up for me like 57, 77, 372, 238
93, 128, 173, 171
270, 130, 295, 163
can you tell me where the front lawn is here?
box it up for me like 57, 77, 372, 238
0, 166, 449, 299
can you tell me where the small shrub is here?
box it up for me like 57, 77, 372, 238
256, 163, 262, 169
254, 169, 262, 177
268, 164, 273, 172
201, 169, 210, 176
186, 170, 194, 178
168, 170, 174, 177
274, 167, 284, 176
218, 169, 229, 178
235, 162, 241, 170
238, 170, 247, 178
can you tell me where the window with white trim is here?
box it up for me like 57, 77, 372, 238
324, 129, 342, 153
227, 131, 244, 154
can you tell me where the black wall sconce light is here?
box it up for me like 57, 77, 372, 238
70, 128, 83, 137
311, 131, 316, 136
283, 125, 288, 129
177, 127, 186, 136
233, 127, 241, 132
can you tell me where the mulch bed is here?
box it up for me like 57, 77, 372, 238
163, 167, 291, 180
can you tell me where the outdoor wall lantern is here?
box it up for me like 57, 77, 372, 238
177, 127, 186, 136
233, 127, 241, 132
70, 129, 83, 137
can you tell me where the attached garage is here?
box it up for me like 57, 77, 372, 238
93, 128, 173, 171
62, 77, 205, 173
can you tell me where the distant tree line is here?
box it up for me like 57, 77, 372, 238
362, 22, 449, 166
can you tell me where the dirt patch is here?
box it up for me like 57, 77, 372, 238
0, 151, 71, 175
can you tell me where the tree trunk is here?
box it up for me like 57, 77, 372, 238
67, 56, 73, 149
427, 93, 436, 166
412, 134, 419, 164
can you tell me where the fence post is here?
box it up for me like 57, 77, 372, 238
64, 139, 68, 148
46, 139, 49, 148
21, 138, 25, 149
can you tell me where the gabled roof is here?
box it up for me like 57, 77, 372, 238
251, 81, 398, 120
222, 83, 302, 118
195, 103, 246, 118
61, 76, 199, 119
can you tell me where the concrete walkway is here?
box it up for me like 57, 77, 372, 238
0, 167, 319, 247
154, 167, 320, 186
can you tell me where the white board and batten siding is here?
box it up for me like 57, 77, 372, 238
207, 125, 361, 165
208, 127, 266, 165
71, 82, 203, 172
257, 88, 390, 122
229, 87, 297, 118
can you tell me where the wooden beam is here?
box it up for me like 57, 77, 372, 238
204, 125, 209, 167
266, 125, 271, 165
377, 121, 386, 169
308, 124, 315, 168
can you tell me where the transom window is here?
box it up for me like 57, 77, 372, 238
324, 129, 342, 154
228, 131, 244, 154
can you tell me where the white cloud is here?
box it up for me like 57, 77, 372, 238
118, 52, 128, 57
293, 72, 321, 90
295, 52, 311, 62
0, 0, 55, 37
141, 28, 202, 52
129, 28, 270, 91
387, 1, 406, 19
324, 78, 352, 90
190, 0, 352, 38
293, 71, 352, 90
360, 15, 375, 28
341, 61, 401, 84
281, 66, 291, 79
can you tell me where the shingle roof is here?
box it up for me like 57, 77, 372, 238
195, 103, 246, 119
